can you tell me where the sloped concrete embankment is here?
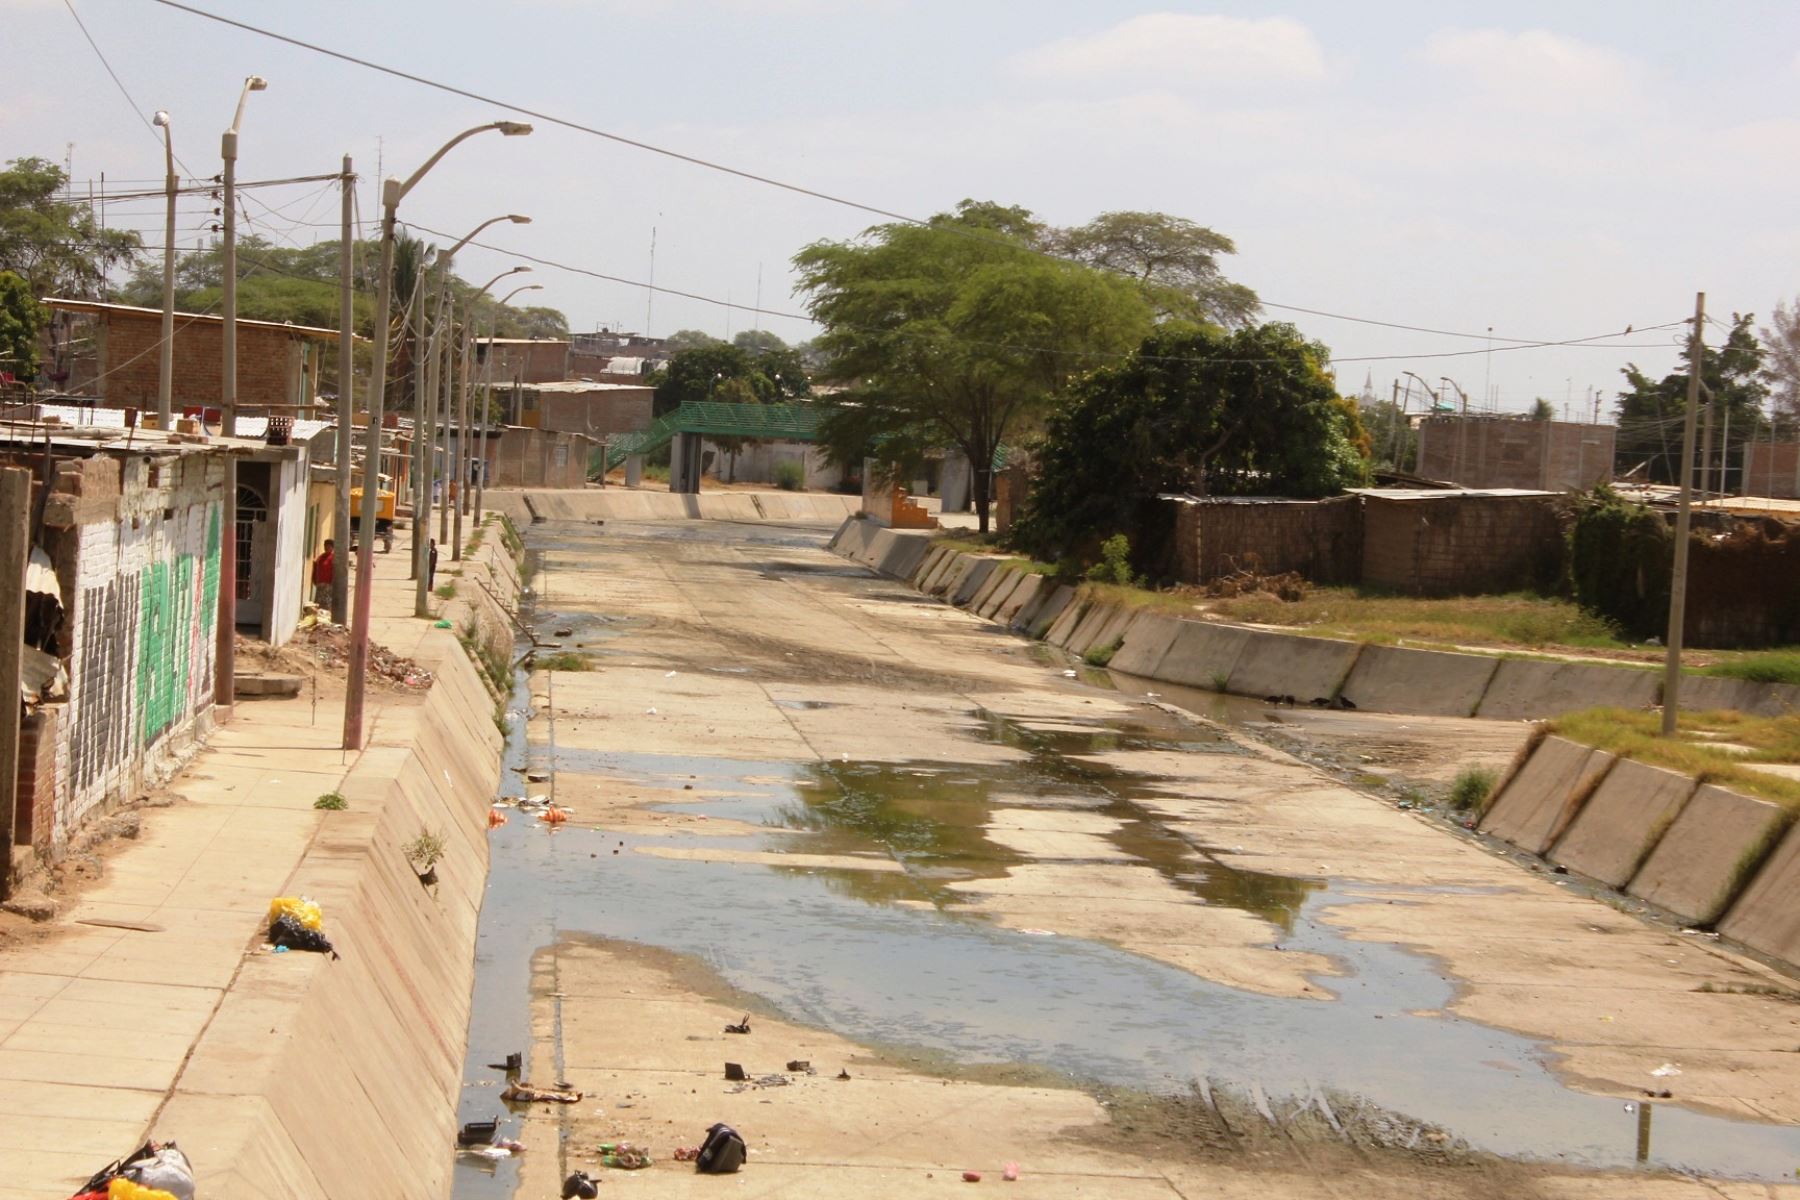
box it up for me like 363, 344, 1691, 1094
827, 517, 1800, 722
149, 611, 510, 1193
1477, 734, 1799, 971
833, 517, 1800, 974
488, 488, 861, 525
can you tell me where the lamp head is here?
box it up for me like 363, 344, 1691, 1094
507, 214, 531, 225
510, 266, 532, 275
246, 76, 268, 92
495, 121, 533, 136
153, 111, 171, 128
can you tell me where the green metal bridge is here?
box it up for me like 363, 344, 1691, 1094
589, 402, 825, 478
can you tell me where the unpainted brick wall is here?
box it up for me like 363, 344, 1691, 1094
537, 389, 654, 437
1417, 417, 1613, 490
488, 428, 596, 488
92, 313, 305, 410
1362, 494, 1562, 596
1685, 520, 1800, 648
1174, 497, 1362, 585
1743, 443, 1800, 499
43, 450, 224, 850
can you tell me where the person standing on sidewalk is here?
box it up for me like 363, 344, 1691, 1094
311, 539, 335, 609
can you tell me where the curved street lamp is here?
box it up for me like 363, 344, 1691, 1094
151, 110, 175, 429
472, 283, 544, 520
346, 120, 532, 749
447, 267, 530, 563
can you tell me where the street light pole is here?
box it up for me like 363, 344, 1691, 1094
453, 268, 529, 564
476, 283, 541, 523
152, 110, 176, 430
343, 120, 532, 750
332, 154, 354, 624
1662, 293, 1707, 738
215, 73, 267, 713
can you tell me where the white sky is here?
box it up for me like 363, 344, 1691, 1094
8, 0, 1799, 417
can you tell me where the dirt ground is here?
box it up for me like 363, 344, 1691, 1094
471, 518, 1800, 1199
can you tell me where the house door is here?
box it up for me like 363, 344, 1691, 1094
236, 483, 270, 626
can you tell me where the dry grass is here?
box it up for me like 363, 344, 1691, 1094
1547, 707, 1800, 809
1203, 587, 1627, 653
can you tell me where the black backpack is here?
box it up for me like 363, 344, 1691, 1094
695, 1123, 746, 1174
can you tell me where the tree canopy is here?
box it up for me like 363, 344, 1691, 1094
650, 337, 811, 418
794, 200, 1157, 530
1053, 211, 1259, 328
1010, 323, 1369, 566
1760, 298, 1800, 436
0, 271, 45, 381
1615, 313, 1767, 483
0, 157, 141, 299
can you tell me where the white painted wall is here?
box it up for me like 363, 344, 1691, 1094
265, 450, 309, 647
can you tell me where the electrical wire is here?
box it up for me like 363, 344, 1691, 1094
142, 0, 1690, 358
62, 0, 200, 178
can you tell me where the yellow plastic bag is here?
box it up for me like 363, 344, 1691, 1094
267, 896, 323, 932
109, 1179, 180, 1200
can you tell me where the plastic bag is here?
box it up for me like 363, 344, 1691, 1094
108, 1180, 179, 1200
117, 1145, 194, 1200
267, 896, 323, 932
270, 913, 337, 957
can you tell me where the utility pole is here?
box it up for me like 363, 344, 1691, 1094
1661, 292, 1706, 738
409, 255, 430, 581
152, 111, 176, 429
437, 300, 452, 550
216, 74, 267, 711
332, 154, 353, 624
0, 468, 29, 902
453, 318, 470, 560
1699, 380, 1715, 504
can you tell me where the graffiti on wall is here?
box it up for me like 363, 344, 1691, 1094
68, 505, 221, 803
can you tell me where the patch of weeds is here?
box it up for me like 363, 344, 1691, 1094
1695, 981, 1800, 1003
1085, 533, 1140, 587
313, 792, 347, 810
1210, 671, 1231, 691
493, 700, 513, 738
1446, 767, 1498, 812
773, 460, 804, 491
1701, 649, 1800, 686
534, 650, 589, 672
1548, 707, 1800, 809
435, 581, 458, 600
1084, 637, 1123, 668
403, 829, 447, 873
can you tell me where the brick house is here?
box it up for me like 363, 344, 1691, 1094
43, 298, 338, 415
1416, 415, 1614, 491
509, 380, 654, 438
473, 337, 570, 387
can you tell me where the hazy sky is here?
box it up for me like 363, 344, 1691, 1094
9, 0, 1800, 415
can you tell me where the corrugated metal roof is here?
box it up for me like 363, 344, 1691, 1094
527, 380, 653, 393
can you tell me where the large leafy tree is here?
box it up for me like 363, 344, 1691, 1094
0, 157, 142, 299
1011, 323, 1369, 565
649, 339, 810, 418
1615, 313, 1767, 483
1053, 211, 1259, 328
0, 270, 46, 381
794, 201, 1155, 531
1760, 298, 1800, 436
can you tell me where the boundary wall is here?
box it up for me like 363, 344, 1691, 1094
831, 517, 1800, 973
826, 517, 1800, 723
485, 488, 860, 525
151, 556, 516, 1195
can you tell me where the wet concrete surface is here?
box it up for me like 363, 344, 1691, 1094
451, 518, 1800, 1196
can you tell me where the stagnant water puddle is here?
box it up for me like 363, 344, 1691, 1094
452, 532, 1800, 1195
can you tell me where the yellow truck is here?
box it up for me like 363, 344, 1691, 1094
349, 476, 397, 552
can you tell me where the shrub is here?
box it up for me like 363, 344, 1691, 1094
1567, 486, 1671, 640
435, 581, 457, 600
403, 829, 447, 872
1084, 637, 1123, 668
773, 461, 805, 491
1085, 534, 1138, 587
313, 792, 347, 810
1446, 767, 1498, 812
534, 650, 589, 672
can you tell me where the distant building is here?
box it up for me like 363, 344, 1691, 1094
1743, 442, 1800, 499
567, 330, 669, 381
1415, 415, 1614, 491
42, 299, 340, 415
509, 380, 654, 439
473, 337, 570, 386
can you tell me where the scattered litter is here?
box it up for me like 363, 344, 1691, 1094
539, 805, 569, 825
786, 1060, 813, 1074
1650, 1063, 1682, 1077
1003, 1162, 1020, 1181
466, 1145, 511, 1160
836, 1068, 851, 1081
486, 809, 507, 829
695, 1123, 746, 1174
724, 1016, 752, 1034
1018, 928, 1056, 937
665, 670, 677, 677
458, 1119, 500, 1147
503, 1081, 582, 1104
267, 897, 336, 958
486, 1051, 523, 1076
724, 1062, 747, 1081
434, 619, 452, 629
963, 1170, 983, 1182
599, 1142, 652, 1170
646, 707, 658, 715
526, 770, 550, 782
493, 1138, 525, 1152
562, 1171, 600, 1199
673, 1146, 701, 1162
1061, 669, 1077, 678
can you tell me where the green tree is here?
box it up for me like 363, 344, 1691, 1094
794, 200, 1155, 531
0, 270, 46, 380
1567, 486, 1669, 639
664, 328, 723, 352
1053, 210, 1259, 327
1360, 398, 1417, 472
0, 157, 141, 299
1011, 323, 1369, 565
1615, 313, 1767, 483
1530, 397, 1556, 421
1759, 298, 1800, 436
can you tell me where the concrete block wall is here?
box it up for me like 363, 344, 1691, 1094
1416, 416, 1613, 491
1362, 493, 1562, 596
1173, 496, 1361, 585
48, 451, 225, 850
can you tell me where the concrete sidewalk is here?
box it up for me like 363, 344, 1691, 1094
0, 523, 475, 1199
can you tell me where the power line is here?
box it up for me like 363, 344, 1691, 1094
61, 0, 198, 178
146, 0, 1688, 357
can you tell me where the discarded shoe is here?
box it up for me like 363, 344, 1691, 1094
562, 1172, 600, 1199
695, 1123, 746, 1174
457, 1119, 499, 1147
724, 1015, 751, 1034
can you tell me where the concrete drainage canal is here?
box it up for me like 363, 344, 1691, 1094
449, 519, 1800, 1196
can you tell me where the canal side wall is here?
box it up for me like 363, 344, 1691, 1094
486, 488, 862, 525
829, 517, 1800, 975
151, 568, 514, 1196
826, 518, 1800, 722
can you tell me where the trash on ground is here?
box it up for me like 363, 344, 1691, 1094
540, 805, 569, 825
104, 1179, 179, 1200
1651, 1063, 1682, 1077
487, 1051, 523, 1076
267, 896, 323, 931
963, 1170, 983, 1182
457, 1119, 500, 1147
724, 1016, 751, 1034
503, 1081, 583, 1104
724, 1062, 747, 1081
599, 1142, 652, 1169
434, 619, 452, 629
786, 1060, 812, 1073
836, 1068, 851, 1081
74, 1142, 197, 1200
673, 1146, 701, 1162
562, 1172, 600, 1199
1003, 1162, 1020, 1181
695, 1123, 746, 1174
487, 809, 507, 829
267, 898, 337, 958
